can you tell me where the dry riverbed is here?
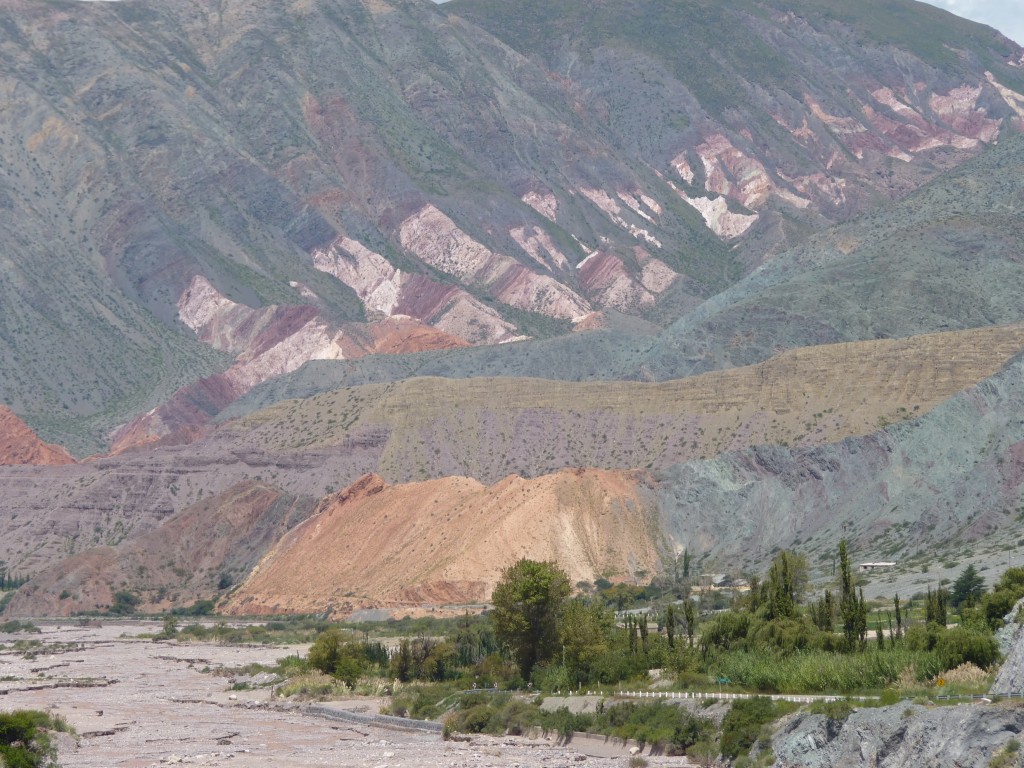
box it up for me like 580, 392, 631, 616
0, 622, 690, 767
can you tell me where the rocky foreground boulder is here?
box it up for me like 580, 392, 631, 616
771, 608, 1024, 767
771, 702, 1024, 768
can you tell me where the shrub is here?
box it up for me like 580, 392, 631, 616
0, 620, 40, 634
904, 622, 944, 652
277, 672, 347, 699
452, 703, 495, 733
935, 627, 1000, 671
0, 709, 73, 767
711, 647, 939, 693
808, 699, 854, 723
108, 590, 140, 615
719, 698, 797, 759
385, 681, 461, 720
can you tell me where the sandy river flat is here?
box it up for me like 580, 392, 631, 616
0, 622, 690, 767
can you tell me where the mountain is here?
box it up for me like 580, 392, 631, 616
0, 0, 1022, 452
217, 129, 1024, 418
449, 0, 1024, 260
3, 0, 1024, 616
6, 322, 1024, 616
655, 346, 1024, 599
643, 130, 1024, 378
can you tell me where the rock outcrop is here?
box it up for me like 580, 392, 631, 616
772, 703, 1024, 768
990, 600, 1024, 694
0, 407, 76, 466
110, 277, 468, 452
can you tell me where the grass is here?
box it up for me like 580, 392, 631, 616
710, 647, 942, 694
277, 672, 350, 700
174, 618, 330, 645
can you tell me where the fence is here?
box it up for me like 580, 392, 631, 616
305, 704, 443, 733
611, 689, 876, 704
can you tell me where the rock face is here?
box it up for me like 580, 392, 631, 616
0, 407, 75, 466
110, 277, 468, 451
224, 469, 665, 618
772, 704, 1024, 768
990, 602, 1024, 694
312, 235, 520, 344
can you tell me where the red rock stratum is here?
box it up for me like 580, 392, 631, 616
0, 407, 75, 466
224, 470, 665, 618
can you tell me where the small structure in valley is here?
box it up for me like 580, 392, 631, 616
858, 561, 897, 572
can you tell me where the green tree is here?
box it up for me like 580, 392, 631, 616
109, 590, 140, 616
951, 564, 985, 609
156, 614, 178, 641
837, 541, 862, 649
809, 590, 834, 631
926, 586, 949, 627
491, 559, 571, 680
559, 599, 612, 685
760, 550, 809, 620
390, 638, 413, 682
333, 643, 368, 688
935, 626, 999, 671
308, 628, 345, 675
683, 599, 697, 648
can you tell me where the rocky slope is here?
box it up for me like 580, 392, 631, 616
5, 482, 315, 617
223, 469, 665, 618
644, 130, 1024, 379
218, 129, 1024, 420
654, 348, 1024, 583
451, 0, 1024, 263
231, 325, 1024, 484
111, 275, 468, 452
1, 324, 1020, 601
0, 406, 76, 466
1, 0, 1021, 451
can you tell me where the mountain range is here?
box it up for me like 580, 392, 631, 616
1, 0, 1024, 616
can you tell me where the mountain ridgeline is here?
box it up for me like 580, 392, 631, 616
0, 0, 1021, 451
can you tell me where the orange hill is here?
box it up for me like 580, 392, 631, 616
224, 469, 666, 618
0, 407, 76, 466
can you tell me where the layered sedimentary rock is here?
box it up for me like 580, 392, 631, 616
111, 277, 467, 452
224, 469, 664, 617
